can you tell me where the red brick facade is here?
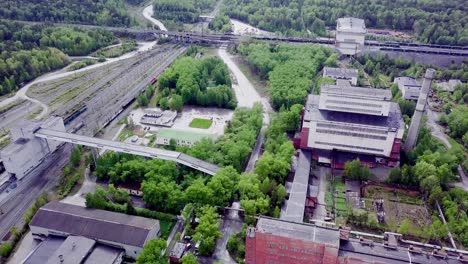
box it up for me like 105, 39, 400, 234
246, 232, 339, 264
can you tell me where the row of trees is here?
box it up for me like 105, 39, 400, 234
0, 21, 118, 96
0, 0, 134, 26
223, 0, 467, 45
236, 42, 334, 109
153, 0, 216, 23
156, 56, 236, 109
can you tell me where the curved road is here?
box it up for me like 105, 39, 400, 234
142, 5, 167, 31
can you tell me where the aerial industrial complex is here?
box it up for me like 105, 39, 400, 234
0, 3, 466, 263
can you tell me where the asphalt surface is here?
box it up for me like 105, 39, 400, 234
312, 166, 329, 221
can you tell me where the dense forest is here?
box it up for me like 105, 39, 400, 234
236, 41, 334, 109
208, 14, 232, 33
0, 21, 118, 96
0, 0, 133, 26
153, 0, 216, 23
155, 53, 237, 109
223, 0, 468, 45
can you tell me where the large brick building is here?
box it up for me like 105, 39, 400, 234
245, 217, 466, 264
246, 217, 340, 264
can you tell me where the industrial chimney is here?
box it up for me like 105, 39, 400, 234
404, 68, 435, 152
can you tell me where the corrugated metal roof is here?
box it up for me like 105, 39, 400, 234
30, 202, 159, 248
304, 95, 404, 129
281, 150, 311, 223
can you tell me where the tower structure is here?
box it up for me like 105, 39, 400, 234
404, 68, 435, 152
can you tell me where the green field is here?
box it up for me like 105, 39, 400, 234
189, 118, 213, 129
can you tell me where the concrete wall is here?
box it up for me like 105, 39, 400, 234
156, 137, 196, 147
336, 31, 365, 55
0, 137, 50, 180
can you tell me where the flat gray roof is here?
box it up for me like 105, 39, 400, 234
24, 236, 65, 264
304, 95, 404, 129
256, 217, 340, 248
321, 85, 392, 100
281, 150, 311, 223
30, 202, 160, 248
323, 67, 358, 79
47, 236, 95, 264
337, 17, 366, 33
85, 244, 123, 264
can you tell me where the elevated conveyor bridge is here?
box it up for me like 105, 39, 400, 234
35, 128, 220, 175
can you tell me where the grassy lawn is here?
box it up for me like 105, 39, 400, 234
189, 118, 213, 129
160, 220, 175, 239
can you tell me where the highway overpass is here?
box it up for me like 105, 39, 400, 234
35, 128, 221, 175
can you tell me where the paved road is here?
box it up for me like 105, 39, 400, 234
142, 5, 167, 31
211, 202, 243, 264
312, 166, 329, 220
426, 108, 451, 148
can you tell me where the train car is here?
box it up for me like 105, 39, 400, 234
63, 105, 88, 125
150, 76, 158, 84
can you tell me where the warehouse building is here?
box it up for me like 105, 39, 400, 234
335, 17, 366, 55
323, 67, 359, 86
29, 202, 160, 259
295, 85, 404, 168
0, 116, 65, 180
394, 77, 421, 101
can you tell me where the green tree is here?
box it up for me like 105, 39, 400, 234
343, 160, 372, 181
181, 253, 198, 264
136, 239, 167, 264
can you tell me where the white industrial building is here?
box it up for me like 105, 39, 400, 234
296, 84, 404, 168
394, 77, 422, 101
323, 67, 359, 86
335, 17, 366, 55
30, 201, 161, 259
0, 117, 65, 180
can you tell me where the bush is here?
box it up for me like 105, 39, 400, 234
0, 242, 13, 257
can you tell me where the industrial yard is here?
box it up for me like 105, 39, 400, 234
0, 0, 467, 263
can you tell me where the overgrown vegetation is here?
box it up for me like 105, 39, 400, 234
227, 225, 247, 263
209, 14, 232, 33
223, 0, 467, 44
68, 59, 97, 71
57, 146, 86, 198
236, 41, 334, 109
156, 53, 236, 109
0, 0, 134, 26
153, 0, 216, 25
0, 20, 118, 95
94, 39, 137, 58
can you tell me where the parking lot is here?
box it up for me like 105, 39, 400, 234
129, 105, 233, 136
